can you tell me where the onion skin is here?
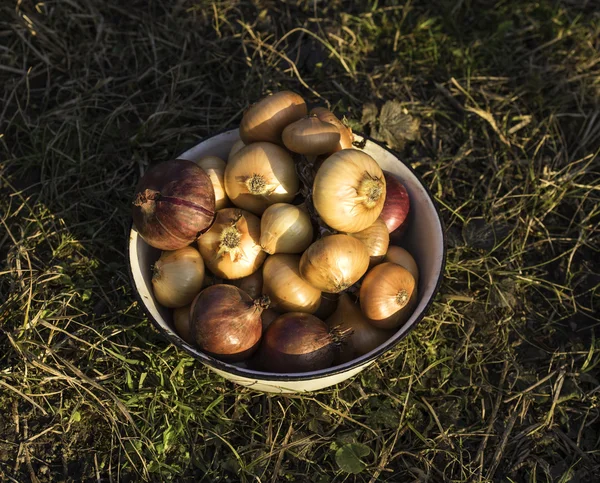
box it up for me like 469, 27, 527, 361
348, 217, 390, 267
194, 156, 229, 211
132, 159, 216, 250
260, 203, 313, 254
228, 139, 246, 160
262, 254, 322, 314
240, 91, 307, 144
313, 293, 339, 320
197, 208, 266, 280
313, 150, 386, 233
380, 172, 410, 234
190, 285, 269, 362
230, 270, 263, 299
258, 312, 346, 373
310, 107, 354, 151
224, 142, 299, 215
173, 304, 194, 344
385, 246, 419, 285
359, 262, 418, 329
299, 234, 370, 293
261, 308, 279, 331
282, 116, 341, 155
152, 246, 205, 308
327, 294, 394, 364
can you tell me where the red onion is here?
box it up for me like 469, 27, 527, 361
258, 312, 351, 373
190, 284, 269, 362
132, 159, 215, 250
380, 171, 410, 234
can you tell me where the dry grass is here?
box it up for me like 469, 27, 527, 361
1, 0, 599, 481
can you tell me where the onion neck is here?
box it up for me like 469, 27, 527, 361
357, 175, 384, 209
395, 289, 409, 308
133, 188, 160, 207
253, 295, 271, 312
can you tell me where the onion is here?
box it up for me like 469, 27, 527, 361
262, 254, 322, 313
380, 172, 410, 234
228, 139, 245, 160
230, 270, 263, 299
385, 246, 419, 285
348, 218, 390, 267
173, 304, 194, 344
151, 246, 205, 308
258, 312, 350, 373
260, 203, 313, 254
261, 308, 279, 331
359, 262, 418, 329
313, 150, 386, 233
282, 116, 340, 155
240, 91, 307, 144
194, 156, 229, 211
190, 284, 270, 362
197, 208, 266, 279
299, 234, 369, 293
132, 159, 215, 250
327, 294, 394, 364
310, 107, 354, 151
313, 293, 339, 320
224, 142, 299, 215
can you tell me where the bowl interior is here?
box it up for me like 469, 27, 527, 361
128, 129, 445, 380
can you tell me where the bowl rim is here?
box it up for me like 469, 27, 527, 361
127, 130, 447, 381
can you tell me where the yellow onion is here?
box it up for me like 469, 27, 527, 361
282, 116, 340, 155
152, 246, 205, 308
327, 293, 394, 364
260, 203, 313, 254
230, 269, 263, 299
228, 139, 245, 160
173, 304, 194, 344
224, 142, 299, 215
359, 262, 417, 329
197, 208, 266, 279
194, 156, 229, 211
262, 254, 321, 313
313, 149, 386, 233
385, 246, 419, 285
348, 218, 390, 267
240, 91, 307, 144
310, 107, 354, 151
299, 234, 369, 293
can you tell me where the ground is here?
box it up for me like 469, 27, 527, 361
1, 0, 599, 482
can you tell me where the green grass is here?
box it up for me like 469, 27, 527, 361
1, 0, 599, 481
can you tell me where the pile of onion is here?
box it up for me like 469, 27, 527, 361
134, 90, 423, 374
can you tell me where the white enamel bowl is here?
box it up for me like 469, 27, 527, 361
128, 129, 446, 393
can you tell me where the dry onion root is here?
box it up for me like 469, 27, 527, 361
299, 234, 370, 293
225, 142, 299, 215
151, 246, 205, 308
313, 149, 386, 233
359, 262, 418, 329
262, 254, 322, 314
197, 208, 266, 279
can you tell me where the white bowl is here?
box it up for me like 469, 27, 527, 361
128, 129, 446, 393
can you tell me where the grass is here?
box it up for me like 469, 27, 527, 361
1, 0, 599, 481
